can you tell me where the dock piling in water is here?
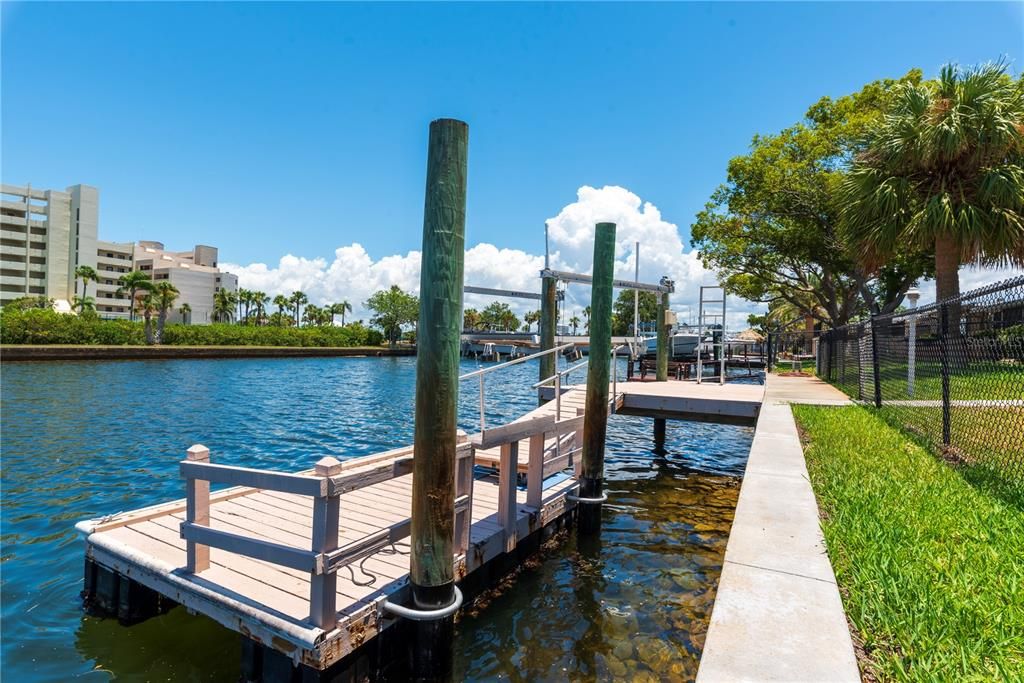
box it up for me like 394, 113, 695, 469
657, 291, 670, 381
539, 271, 557, 405
579, 221, 616, 533
410, 117, 468, 680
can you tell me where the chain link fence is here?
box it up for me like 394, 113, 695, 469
817, 275, 1024, 483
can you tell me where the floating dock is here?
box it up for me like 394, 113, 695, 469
77, 378, 764, 679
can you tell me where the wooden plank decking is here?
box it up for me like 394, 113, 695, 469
78, 378, 764, 673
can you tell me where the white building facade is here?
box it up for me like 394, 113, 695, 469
1, 183, 236, 323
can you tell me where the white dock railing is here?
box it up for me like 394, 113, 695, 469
179, 439, 474, 631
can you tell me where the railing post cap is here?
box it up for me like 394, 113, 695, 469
456, 430, 468, 444
315, 456, 343, 476
186, 444, 210, 460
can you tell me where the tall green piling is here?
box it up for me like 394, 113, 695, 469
656, 291, 669, 381
579, 222, 616, 533
539, 275, 558, 404
409, 117, 467, 681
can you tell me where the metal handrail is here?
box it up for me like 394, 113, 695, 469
460, 342, 575, 434
458, 343, 575, 381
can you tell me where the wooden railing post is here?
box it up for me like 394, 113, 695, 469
498, 442, 518, 552
185, 444, 210, 573
526, 432, 545, 509
454, 430, 473, 557
310, 456, 342, 631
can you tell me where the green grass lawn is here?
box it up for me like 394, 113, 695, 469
876, 363, 1023, 401
793, 405, 1024, 681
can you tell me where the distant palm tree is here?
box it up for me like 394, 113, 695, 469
72, 295, 96, 313
137, 293, 158, 344
331, 300, 353, 326
178, 302, 192, 325
583, 306, 591, 333
569, 315, 581, 336
212, 288, 236, 323
116, 270, 152, 321
842, 61, 1024, 321
273, 294, 290, 321
152, 281, 180, 343
290, 291, 308, 326
253, 291, 270, 325
74, 265, 98, 301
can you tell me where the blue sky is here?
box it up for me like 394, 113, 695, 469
2, 2, 1022, 317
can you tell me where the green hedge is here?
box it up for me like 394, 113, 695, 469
0, 308, 384, 347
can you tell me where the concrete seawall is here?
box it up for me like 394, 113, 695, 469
0, 345, 416, 362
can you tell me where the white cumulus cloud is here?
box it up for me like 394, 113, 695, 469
221, 185, 763, 329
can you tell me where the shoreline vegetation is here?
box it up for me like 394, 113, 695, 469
0, 306, 386, 349
0, 344, 412, 362
793, 405, 1024, 681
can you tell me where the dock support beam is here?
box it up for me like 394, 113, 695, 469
579, 222, 615, 534
653, 418, 667, 454
539, 272, 557, 405
409, 117, 467, 681
656, 291, 669, 381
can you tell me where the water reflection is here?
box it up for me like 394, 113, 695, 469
1, 358, 752, 681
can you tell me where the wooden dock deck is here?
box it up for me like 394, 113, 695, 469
77, 377, 765, 676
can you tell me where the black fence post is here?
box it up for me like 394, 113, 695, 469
766, 333, 773, 373
870, 315, 882, 408
939, 303, 952, 447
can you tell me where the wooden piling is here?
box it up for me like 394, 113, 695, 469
653, 418, 667, 455
579, 222, 615, 533
409, 117, 467, 681
656, 291, 669, 381
539, 274, 557, 404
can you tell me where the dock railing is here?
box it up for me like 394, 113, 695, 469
459, 342, 575, 433
179, 438, 474, 631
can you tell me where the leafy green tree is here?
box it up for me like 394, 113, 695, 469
842, 62, 1024, 318
178, 302, 192, 325
691, 70, 933, 329
522, 309, 541, 332
612, 290, 658, 335
213, 288, 236, 323
480, 302, 520, 332
116, 271, 152, 321
3, 296, 53, 310
463, 307, 482, 331
365, 285, 418, 347
74, 265, 98, 301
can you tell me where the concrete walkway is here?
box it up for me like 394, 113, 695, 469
697, 374, 860, 683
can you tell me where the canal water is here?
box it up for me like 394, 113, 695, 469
1, 357, 754, 681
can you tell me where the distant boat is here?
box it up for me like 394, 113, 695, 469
644, 331, 700, 360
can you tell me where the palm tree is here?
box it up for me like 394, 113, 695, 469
290, 291, 308, 327
842, 62, 1024, 326
212, 288, 236, 323
253, 291, 270, 325
273, 294, 290, 322
137, 293, 158, 344
178, 302, 192, 324
116, 271, 152, 321
74, 265, 98, 301
331, 300, 353, 326
72, 295, 96, 313
151, 281, 180, 343
583, 306, 591, 333
569, 315, 581, 336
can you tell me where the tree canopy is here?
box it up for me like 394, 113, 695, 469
612, 290, 659, 335
691, 70, 934, 329
365, 285, 419, 347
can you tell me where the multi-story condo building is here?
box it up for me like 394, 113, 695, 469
134, 241, 238, 324
1, 183, 99, 310
1, 182, 237, 323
